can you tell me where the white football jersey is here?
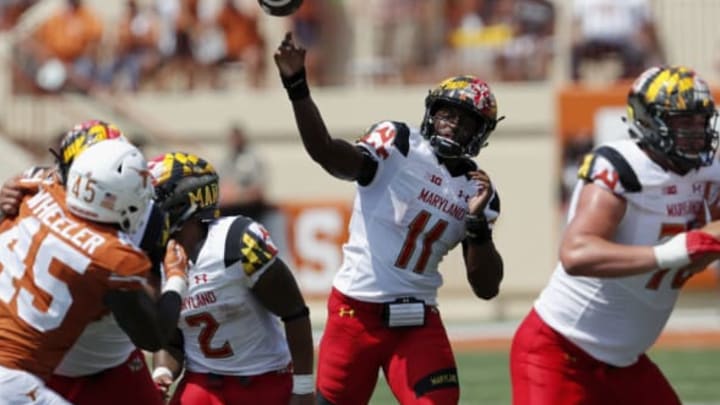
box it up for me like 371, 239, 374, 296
179, 216, 291, 375
54, 314, 134, 377
333, 121, 500, 305
535, 139, 720, 367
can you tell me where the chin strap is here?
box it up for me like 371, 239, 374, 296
430, 135, 465, 158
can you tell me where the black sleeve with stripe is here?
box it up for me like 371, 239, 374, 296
223, 216, 253, 268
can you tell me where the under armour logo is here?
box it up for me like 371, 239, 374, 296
458, 190, 470, 202
194, 274, 208, 284
128, 356, 144, 372
25, 388, 38, 401
338, 307, 355, 318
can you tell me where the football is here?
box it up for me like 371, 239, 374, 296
257, 0, 304, 17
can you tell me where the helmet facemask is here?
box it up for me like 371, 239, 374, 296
424, 103, 493, 159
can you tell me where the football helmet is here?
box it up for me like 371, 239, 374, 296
148, 152, 220, 234
421, 75, 502, 158
66, 140, 154, 235
55, 119, 127, 184
627, 65, 719, 171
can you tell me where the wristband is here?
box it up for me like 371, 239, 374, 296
653, 233, 690, 269
162, 276, 188, 297
281, 68, 310, 101
152, 366, 173, 380
465, 214, 492, 244
281, 305, 310, 323
292, 374, 314, 395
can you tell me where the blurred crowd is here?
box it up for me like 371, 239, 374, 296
1, 0, 666, 94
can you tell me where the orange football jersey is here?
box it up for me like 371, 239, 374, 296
0, 181, 151, 380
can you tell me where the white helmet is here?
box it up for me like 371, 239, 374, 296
66, 139, 154, 235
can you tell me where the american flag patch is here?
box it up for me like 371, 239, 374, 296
101, 193, 117, 210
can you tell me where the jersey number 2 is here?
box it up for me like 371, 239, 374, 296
185, 312, 234, 358
395, 210, 448, 273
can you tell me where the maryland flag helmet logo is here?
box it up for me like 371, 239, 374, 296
56, 119, 127, 183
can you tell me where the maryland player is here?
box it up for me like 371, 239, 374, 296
275, 33, 504, 404
0, 140, 187, 403
511, 66, 720, 404
0, 121, 172, 405
148, 153, 315, 405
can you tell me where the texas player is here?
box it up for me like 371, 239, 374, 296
0, 140, 187, 403
0, 120, 172, 405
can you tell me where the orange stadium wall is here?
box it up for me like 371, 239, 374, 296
275, 200, 352, 299
556, 84, 720, 290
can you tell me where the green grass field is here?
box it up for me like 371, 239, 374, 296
366, 348, 720, 404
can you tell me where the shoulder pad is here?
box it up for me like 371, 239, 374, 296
223, 215, 253, 268
358, 121, 410, 159
224, 216, 278, 277
577, 146, 642, 193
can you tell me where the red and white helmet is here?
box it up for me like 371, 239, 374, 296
66, 139, 154, 234
421, 75, 502, 158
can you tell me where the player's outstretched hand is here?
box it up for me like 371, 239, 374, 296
274, 32, 306, 79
